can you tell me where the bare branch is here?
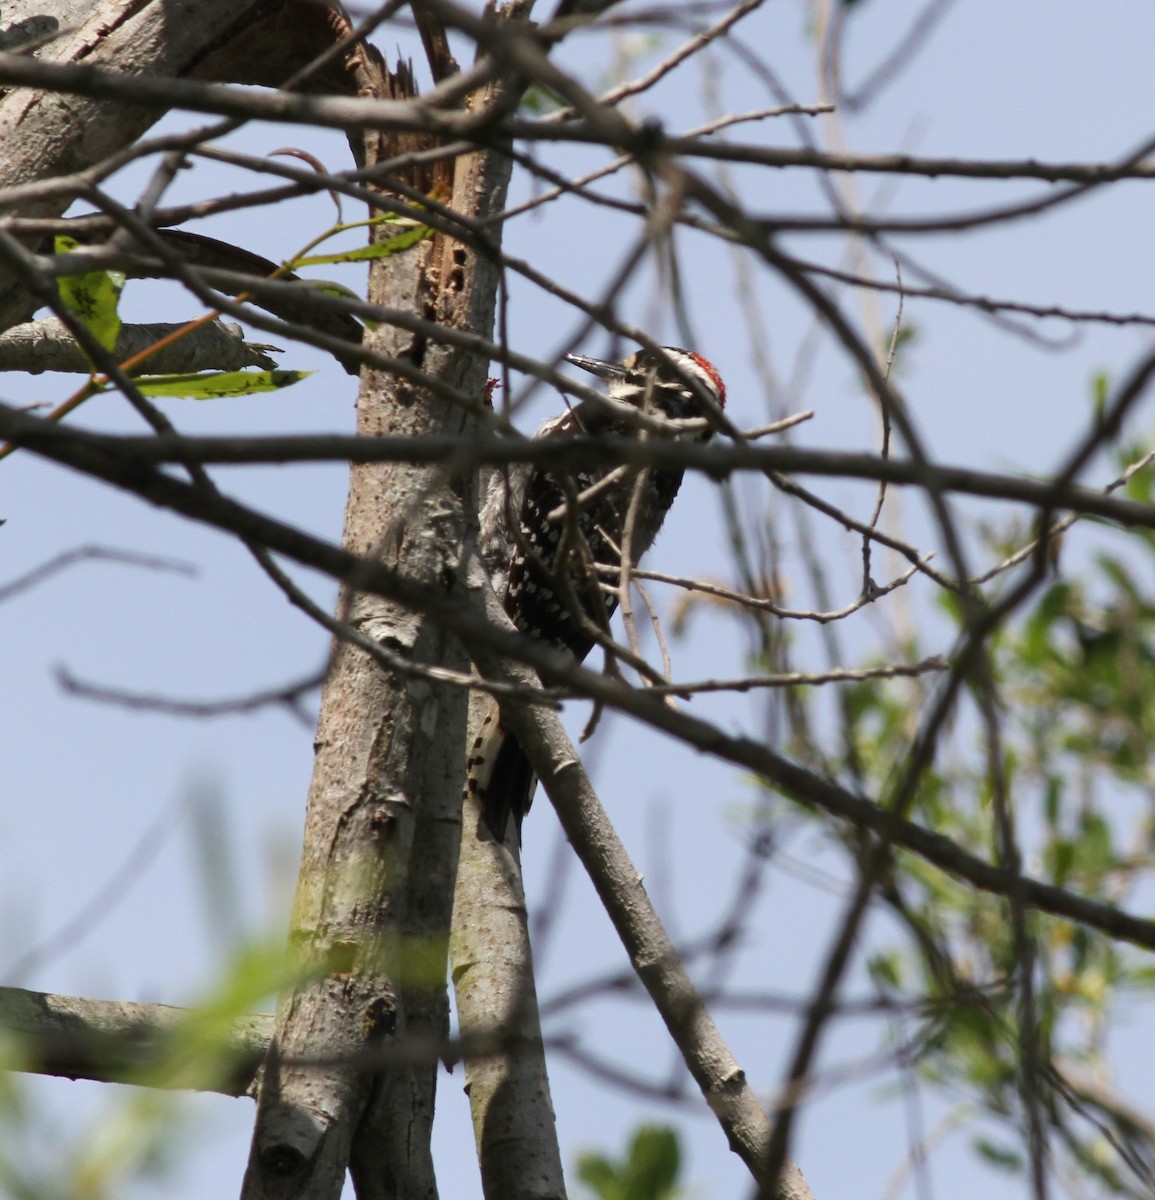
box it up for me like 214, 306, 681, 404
0, 544, 195, 604
0, 985, 272, 1097
9, 416, 1155, 535
55, 664, 325, 725
0, 316, 279, 374
643, 656, 947, 697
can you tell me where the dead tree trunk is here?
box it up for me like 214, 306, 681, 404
241, 18, 539, 1198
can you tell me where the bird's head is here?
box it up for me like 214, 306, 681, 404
565, 346, 726, 425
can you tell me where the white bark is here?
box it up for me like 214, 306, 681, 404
0, 985, 271, 1096
0, 317, 279, 374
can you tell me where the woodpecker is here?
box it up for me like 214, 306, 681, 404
470, 346, 727, 843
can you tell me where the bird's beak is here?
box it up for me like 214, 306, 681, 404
565, 353, 629, 382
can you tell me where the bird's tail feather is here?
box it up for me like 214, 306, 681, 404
466, 701, 538, 845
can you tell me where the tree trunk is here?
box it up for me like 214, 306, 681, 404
242, 27, 526, 1199
451, 689, 566, 1200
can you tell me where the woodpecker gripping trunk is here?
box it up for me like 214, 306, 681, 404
471, 346, 727, 841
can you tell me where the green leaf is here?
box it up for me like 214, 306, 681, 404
521, 82, 565, 114
1095, 553, 1143, 604
1123, 448, 1155, 503
1125, 963, 1155, 989
575, 1125, 682, 1200
973, 1137, 1024, 1172
294, 222, 432, 266
867, 950, 903, 990
1073, 811, 1113, 875
576, 1152, 619, 1200
1090, 369, 1110, 429
55, 234, 125, 353
125, 369, 313, 399
1047, 835, 1075, 885
622, 1126, 680, 1200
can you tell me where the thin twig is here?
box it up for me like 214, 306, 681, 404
642, 655, 947, 696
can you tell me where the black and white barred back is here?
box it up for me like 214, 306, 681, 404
472, 347, 727, 843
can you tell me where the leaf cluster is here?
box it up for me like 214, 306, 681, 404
787, 465, 1155, 1192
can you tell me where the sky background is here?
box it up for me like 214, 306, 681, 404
6, 1, 1155, 1196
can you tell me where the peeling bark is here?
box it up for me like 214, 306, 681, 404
242, 26, 523, 1200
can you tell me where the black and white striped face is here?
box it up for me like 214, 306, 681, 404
566, 346, 726, 421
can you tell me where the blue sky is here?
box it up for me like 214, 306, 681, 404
6, 2, 1155, 1196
